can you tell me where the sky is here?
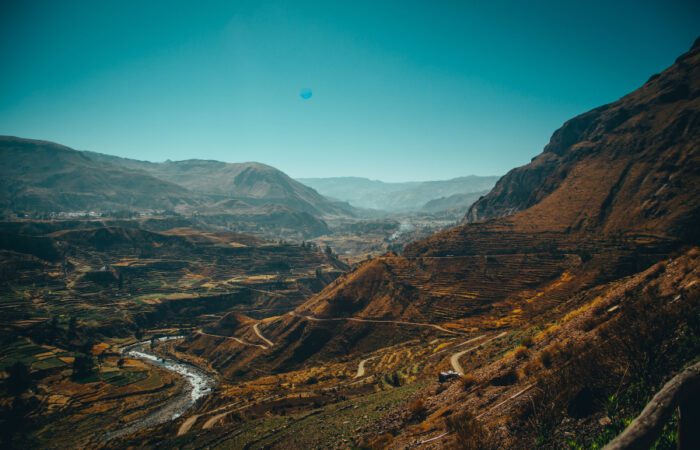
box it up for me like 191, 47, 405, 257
1, 1, 698, 182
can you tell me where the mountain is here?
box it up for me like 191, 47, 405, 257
0, 136, 197, 213
465, 43, 700, 243
86, 153, 354, 217
0, 137, 355, 237
298, 175, 499, 212
420, 190, 490, 214
205, 39, 700, 374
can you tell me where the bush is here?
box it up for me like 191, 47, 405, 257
539, 348, 554, 368
447, 410, 492, 450
520, 335, 535, 347
408, 398, 428, 422
491, 368, 519, 386
514, 345, 530, 360
461, 374, 477, 390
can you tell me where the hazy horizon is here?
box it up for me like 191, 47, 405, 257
1, 1, 698, 182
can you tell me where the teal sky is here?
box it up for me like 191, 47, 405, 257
1, 1, 698, 182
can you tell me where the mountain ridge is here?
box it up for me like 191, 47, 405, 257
298, 175, 500, 212
0, 136, 353, 237
464, 37, 700, 244
208, 37, 700, 374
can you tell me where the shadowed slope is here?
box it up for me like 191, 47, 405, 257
203, 39, 700, 372
464, 38, 700, 243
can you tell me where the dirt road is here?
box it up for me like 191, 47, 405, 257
290, 312, 465, 335
450, 331, 508, 374
196, 330, 268, 349
253, 322, 274, 347
354, 356, 377, 378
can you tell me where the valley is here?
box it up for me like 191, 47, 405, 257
0, 28, 699, 450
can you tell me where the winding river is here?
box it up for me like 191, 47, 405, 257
105, 336, 216, 441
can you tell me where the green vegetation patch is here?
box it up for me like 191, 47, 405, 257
31, 357, 67, 371
0, 338, 48, 369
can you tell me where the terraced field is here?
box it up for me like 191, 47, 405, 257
0, 220, 349, 448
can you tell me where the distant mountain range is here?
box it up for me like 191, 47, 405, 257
0, 136, 354, 237
297, 175, 500, 212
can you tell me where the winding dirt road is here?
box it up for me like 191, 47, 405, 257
354, 356, 377, 378
289, 312, 465, 335
450, 331, 508, 375
253, 322, 274, 347
196, 330, 268, 349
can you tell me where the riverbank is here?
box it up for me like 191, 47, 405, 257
104, 336, 216, 441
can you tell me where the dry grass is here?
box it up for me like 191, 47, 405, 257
460, 374, 477, 390
408, 398, 428, 422
359, 432, 394, 449
447, 410, 492, 450
581, 316, 599, 332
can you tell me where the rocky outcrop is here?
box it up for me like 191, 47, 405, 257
465, 38, 700, 245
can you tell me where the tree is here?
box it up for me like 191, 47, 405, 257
324, 244, 333, 258
6, 362, 32, 395
68, 316, 78, 339
97, 351, 106, 368
71, 354, 95, 380
135, 327, 144, 340
81, 340, 94, 355
0, 395, 40, 447
46, 315, 60, 340
117, 358, 126, 369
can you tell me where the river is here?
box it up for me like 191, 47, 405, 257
104, 336, 216, 441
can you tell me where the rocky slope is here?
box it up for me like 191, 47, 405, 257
210, 38, 700, 372
465, 38, 700, 244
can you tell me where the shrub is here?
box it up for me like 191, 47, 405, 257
490, 368, 519, 386
408, 399, 428, 422
520, 335, 535, 347
447, 410, 492, 450
461, 374, 477, 390
514, 345, 530, 360
539, 348, 554, 368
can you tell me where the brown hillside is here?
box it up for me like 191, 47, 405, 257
464, 38, 700, 243
204, 39, 700, 371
